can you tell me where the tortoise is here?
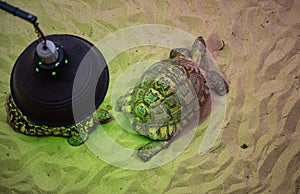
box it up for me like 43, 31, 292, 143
6, 95, 113, 146
116, 36, 229, 162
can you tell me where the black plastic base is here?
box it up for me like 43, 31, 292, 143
10, 34, 109, 126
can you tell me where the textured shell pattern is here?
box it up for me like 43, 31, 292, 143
117, 56, 210, 141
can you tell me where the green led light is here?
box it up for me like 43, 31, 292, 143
51, 71, 57, 76
64, 59, 68, 64
38, 61, 42, 65
35, 67, 39, 72
55, 62, 60, 67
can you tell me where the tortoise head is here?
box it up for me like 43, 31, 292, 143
191, 36, 207, 64
169, 36, 207, 65
192, 36, 206, 52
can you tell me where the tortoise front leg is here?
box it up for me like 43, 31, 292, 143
137, 140, 169, 162
206, 70, 229, 96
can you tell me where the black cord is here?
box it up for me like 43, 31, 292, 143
0, 1, 47, 46
34, 22, 47, 46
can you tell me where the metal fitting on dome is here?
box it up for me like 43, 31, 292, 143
36, 40, 58, 64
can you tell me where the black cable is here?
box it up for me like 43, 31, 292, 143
0, 0, 47, 45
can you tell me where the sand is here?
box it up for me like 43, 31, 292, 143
0, 0, 300, 193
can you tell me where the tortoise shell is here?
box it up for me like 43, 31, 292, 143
116, 56, 210, 141
116, 36, 229, 161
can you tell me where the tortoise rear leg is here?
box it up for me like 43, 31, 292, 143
137, 140, 170, 162
68, 132, 89, 146
67, 118, 93, 146
94, 108, 114, 124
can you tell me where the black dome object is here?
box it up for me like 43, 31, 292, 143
10, 34, 109, 127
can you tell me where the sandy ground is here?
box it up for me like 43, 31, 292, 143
0, 0, 300, 193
